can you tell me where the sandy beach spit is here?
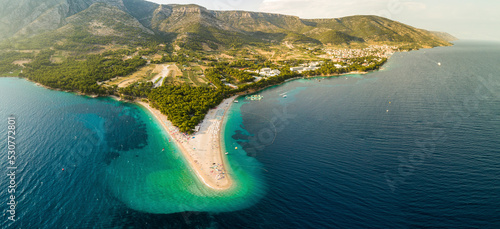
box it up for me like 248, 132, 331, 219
137, 96, 237, 190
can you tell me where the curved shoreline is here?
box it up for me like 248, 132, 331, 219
137, 96, 237, 190
23, 66, 383, 191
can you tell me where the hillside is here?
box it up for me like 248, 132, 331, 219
0, 0, 456, 134
430, 31, 458, 42
0, 0, 455, 50
0, 0, 63, 40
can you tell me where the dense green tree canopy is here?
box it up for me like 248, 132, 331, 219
0, 51, 33, 75
23, 50, 147, 95
148, 85, 225, 133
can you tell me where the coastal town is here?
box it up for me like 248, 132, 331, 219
3, 0, 483, 227
124, 43, 394, 191
79, 43, 401, 93
322, 45, 399, 60
286, 45, 397, 74
0, 9, 426, 194
211, 45, 396, 85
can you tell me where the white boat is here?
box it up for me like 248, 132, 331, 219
246, 95, 263, 101
283, 95, 287, 98
234, 100, 239, 103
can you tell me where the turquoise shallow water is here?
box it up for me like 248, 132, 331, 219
104, 103, 266, 214
1, 40, 500, 228
0, 78, 265, 228
218, 40, 500, 228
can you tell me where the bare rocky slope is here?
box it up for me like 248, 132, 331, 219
0, 0, 455, 49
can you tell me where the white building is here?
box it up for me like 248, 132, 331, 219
290, 67, 304, 72
303, 66, 319, 72
309, 61, 324, 67
259, 68, 280, 77
270, 69, 281, 76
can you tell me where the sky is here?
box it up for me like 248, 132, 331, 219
147, 0, 500, 41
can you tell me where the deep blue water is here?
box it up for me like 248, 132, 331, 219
0, 79, 264, 228
223, 40, 500, 228
1, 40, 499, 228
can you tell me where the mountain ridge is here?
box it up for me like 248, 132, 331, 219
0, 0, 455, 50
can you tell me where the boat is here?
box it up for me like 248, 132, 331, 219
283, 94, 287, 98
234, 100, 239, 103
437, 62, 441, 66
245, 95, 263, 101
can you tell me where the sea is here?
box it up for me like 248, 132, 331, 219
1, 40, 499, 228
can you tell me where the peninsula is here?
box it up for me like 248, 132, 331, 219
0, 0, 456, 190
138, 96, 236, 190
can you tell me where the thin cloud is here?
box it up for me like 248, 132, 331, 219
258, 0, 414, 19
